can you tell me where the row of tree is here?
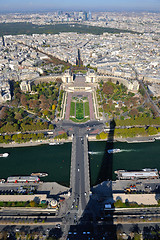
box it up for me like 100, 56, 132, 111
54, 133, 68, 140
0, 133, 45, 143
0, 200, 47, 208
115, 117, 160, 127
56, 90, 64, 114
97, 127, 160, 139
0, 121, 54, 133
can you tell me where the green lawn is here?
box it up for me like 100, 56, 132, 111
70, 117, 90, 123
69, 97, 90, 122
85, 102, 90, 116
70, 102, 75, 116
76, 102, 84, 120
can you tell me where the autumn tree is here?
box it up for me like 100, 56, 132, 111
40, 101, 50, 110
15, 112, 23, 121
103, 82, 114, 95
99, 132, 108, 139
129, 108, 139, 118
52, 104, 56, 110
0, 107, 8, 120
30, 200, 37, 207
20, 94, 28, 107
39, 94, 46, 102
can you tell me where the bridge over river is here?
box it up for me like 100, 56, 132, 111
60, 125, 91, 239
58, 120, 105, 239
70, 127, 90, 214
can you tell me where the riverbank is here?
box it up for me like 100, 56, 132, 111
0, 134, 160, 148
89, 134, 160, 143
116, 134, 160, 143
0, 137, 72, 148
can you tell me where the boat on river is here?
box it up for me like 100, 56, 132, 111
107, 149, 121, 154
0, 179, 5, 183
31, 173, 48, 177
115, 168, 159, 180
155, 136, 160, 140
0, 153, 9, 157
49, 142, 64, 145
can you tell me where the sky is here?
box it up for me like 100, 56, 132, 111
0, 0, 160, 12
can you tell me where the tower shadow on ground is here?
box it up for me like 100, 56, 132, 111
96, 118, 116, 184
66, 119, 117, 240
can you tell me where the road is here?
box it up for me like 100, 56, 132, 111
69, 126, 90, 218
60, 124, 92, 239
139, 80, 160, 117
116, 222, 160, 235
0, 208, 58, 217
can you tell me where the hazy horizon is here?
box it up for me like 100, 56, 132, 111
0, 0, 160, 13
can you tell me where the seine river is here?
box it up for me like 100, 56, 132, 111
0, 140, 160, 186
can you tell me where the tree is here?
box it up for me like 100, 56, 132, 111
29, 99, 39, 109
37, 133, 44, 139
11, 99, 19, 107
0, 136, 4, 143
15, 112, 23, 121
0, 107, 8, 120
52, 104, 56, 110
32, 85, 37, 92
12, 134, 18, 142
4, 135, 11, 141
103, 82, 114, 95
147, 127, 158, 135
133, 233, 141, 240
43, 122, 48, 129
55, 77, 62, 84
99, 132, 108, 139
130, 108, 139, 118
43, 110, 49, 116
39, 94, 46, 102
20, 94, 28, 107
30, 200, 37, 207
2, 123, 18, 133
15, 92, 21, 101
6, 110, 15, 122
17, 133, 23, 140
96, 134, 100, 139
49, 124, 54, 130
40, 101, 50, 110
53, 100, 57, 105
103, 103, 110, 113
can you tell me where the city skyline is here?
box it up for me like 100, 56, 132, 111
0, 0, 160, 12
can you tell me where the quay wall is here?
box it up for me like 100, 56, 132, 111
0, 194, 47, 202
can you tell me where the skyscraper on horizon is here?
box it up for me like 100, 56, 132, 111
84, 11, 88, 21
88, 11, 92, 21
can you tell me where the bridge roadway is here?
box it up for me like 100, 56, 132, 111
70, 127, 90, 215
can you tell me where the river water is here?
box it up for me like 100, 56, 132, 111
0, 140, 160, 187
0, 144, 71, 186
